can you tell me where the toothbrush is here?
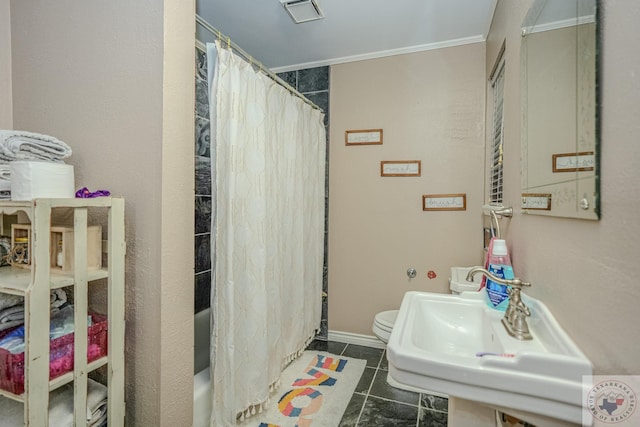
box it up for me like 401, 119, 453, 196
475, 352, 515, 358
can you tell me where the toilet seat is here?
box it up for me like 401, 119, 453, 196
374, 310, 398, 330
372, 310, 399, 343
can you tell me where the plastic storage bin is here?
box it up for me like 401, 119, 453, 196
0, 313, 108, 395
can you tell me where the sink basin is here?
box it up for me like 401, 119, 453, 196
386, 291, 592, 425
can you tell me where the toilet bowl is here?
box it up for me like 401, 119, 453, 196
372, 266, 483, 344
372, 310, 398, 343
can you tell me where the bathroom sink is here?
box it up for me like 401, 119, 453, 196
386, 291, 592, 425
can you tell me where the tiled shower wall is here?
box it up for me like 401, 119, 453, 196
194, 47, 212, 314
193, 46, 330, 339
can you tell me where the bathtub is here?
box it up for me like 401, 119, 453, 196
194, 308, 212, 427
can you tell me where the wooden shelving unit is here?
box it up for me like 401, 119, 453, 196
0, 198, 125, 426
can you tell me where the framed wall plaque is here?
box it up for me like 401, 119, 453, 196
380, 160, 421, 177
522, 193, 552, 210
422, 193, 466, 211
345, 129, 383, 146
552, 152, 595, 172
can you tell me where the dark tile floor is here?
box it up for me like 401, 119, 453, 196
308, 340, 448, 427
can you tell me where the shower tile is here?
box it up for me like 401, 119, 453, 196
305, 91, 329, 126
357, 396, 419, 427
277, 71, 297, 90
318, 319, 328, 340
321, 293, 328, 318
420, 394, 448, 413
195, 117, 211, 157
195, 155, 212, 196
195, 79, 209, 118
338, 392, 365, 427
322, 264, 328, 291
196, 48, 207, 81
418, 407, 448, 427
298, 66, 329, 93
195, 196, 212, 234
195, 233, 211, 273
342, 344, 384, 368
194, 271, 211, 313
369, 369, 421, 406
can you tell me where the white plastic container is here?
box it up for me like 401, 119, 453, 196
10, 161, 75, 200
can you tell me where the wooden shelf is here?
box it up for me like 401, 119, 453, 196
0, 356, 109, 403
0, 198, 125, 426
0, 267, 109, 295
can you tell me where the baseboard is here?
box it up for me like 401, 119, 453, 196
327, 330, 386, 349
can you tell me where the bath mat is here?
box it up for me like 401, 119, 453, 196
239, 351, 366, 427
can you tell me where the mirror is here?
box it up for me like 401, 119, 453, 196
521, 0, 599, 219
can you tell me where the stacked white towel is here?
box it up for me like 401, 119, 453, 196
0, 378, 108, 426
0, 130, 72, 163
0, 289, 68, 332
0, 164, 10, 198
0, 130, 73, 199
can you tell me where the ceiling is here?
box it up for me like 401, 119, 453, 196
196, 0, 498, 72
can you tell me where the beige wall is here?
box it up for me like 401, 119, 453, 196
488, 0, 640, 375
9, 0, 194, 425
0, 0, 12, 128
329, 44, 486, 335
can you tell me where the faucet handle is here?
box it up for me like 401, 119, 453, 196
510, 278, 531, 288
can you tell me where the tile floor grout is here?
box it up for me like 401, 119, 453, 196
309, 339, 448, 426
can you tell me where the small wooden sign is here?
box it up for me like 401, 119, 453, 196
422, 193, 466, 211
345, 129, 383, 146
552, 152, 595, 172
521, 193, 552, 210
381, 160, 421, 177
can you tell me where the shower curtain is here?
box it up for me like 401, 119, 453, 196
207, 41, 326, 426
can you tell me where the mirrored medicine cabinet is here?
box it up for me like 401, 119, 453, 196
520, 0, 599, 220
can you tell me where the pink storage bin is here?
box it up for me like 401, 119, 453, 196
0, 313, 108, 395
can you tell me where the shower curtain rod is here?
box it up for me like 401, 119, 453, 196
195, 14, 323, 112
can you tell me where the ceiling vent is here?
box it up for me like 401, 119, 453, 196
280, 0, 324, 24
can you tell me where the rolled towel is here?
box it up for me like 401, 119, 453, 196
0, 164, 11, 194
51, 289, 68, 309
0, 319, 23, 332
0, 130, 72, 163
0, 378, 108, 426
0, 164, 10, 182
0, 294, 22, 312
0, 290, 68, 332
0, 304, 24, 323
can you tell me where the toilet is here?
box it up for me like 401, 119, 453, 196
372, 309, 398, 344
372, 266, 482, 344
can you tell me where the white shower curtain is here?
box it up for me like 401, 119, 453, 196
207, 41, 326, 426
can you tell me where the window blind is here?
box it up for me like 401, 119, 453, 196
489, 60, 506, 205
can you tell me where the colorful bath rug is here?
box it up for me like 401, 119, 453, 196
239, 351, 366, 427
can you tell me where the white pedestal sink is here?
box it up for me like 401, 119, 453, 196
386, 291, 593, 426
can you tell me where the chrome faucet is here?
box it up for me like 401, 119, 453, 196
466, 266, 533, 340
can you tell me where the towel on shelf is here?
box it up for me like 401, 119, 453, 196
51, 289, 68, 309
0, 378, 108, 426
0, 319, 23, 332
0, 294, 22, 312
0, 164, 10, 193
0, 164, 10, 180
0, 290, 68, 332
0, 304, 24, 324
0, 130, 72, 163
